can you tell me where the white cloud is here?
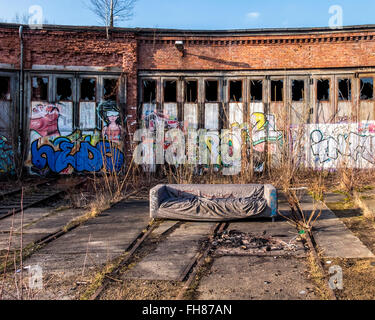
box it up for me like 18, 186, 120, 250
246, 12, 260, 19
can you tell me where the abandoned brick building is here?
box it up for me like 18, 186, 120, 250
1, 23, 375, 175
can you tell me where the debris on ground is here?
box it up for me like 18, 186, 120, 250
211, 230, 299, 255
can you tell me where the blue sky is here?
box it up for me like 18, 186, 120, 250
0, 0, 375, 29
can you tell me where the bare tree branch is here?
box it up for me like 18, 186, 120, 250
86, 0, 137, 27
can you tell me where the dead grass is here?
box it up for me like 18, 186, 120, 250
326, 258, 375, 300
306, 252, 333, 300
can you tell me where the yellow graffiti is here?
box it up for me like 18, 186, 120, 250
253, 112, 266, 130
205, 136, 221, 165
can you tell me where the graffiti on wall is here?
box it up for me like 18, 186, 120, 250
250, 112, 283, 152
98, 101, 123, 143
308, 122, 375, 169
0, 135, 14, 173
31, 133, 124, 174
28, 102, 125, 175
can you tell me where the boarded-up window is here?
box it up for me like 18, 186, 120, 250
360, 78, 374, 100
80, 78, 96, 101
103, 78, 118, 101
164, 80, 177, 103
229, 80, 243, 102
205, 103, 219, 130
143, 80, 156, 103
185, 80, 198, 103
32, 77, 49, 101
57, 78, 72, 101
0, 77, 10, 100
317, 79, 330, 101
338, 79, 351, 101
271, 80, 283, 102
80, 78, 96, 130
250, 80, 262, 102
292, 80, 305, 101
205, 80, 218, 102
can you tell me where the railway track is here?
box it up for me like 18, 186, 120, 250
287, 195, 337, 300
0, 178, 86, 221
89, 194, 338, 301
89, 221, 227, 300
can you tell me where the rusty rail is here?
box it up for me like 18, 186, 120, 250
0, 178, 86, 221
90, 223, 157, 300
288, 195, 337, 300
176, 222, 227, 300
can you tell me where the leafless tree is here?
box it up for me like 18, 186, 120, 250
87, 0, 137, 28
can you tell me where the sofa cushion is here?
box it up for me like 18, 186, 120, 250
158, 194, 267, 221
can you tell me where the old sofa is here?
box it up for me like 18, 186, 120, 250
150, 184, 278, 222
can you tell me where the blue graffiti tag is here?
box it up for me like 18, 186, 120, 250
0, 136, 14, 173
31, 136, 124, 173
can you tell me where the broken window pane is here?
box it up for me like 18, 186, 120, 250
185, 80, 198, 103
143, 80, 156, 103
271, 80, 283, 102
164, 80, 177, 103
32, 77, 49, 101
56, 78, 72, 101
250, 80, 262, 102
205, 80, 218, 102
80, 78, 96, 101
317, 79, 330, 101
229, 80, 243, 102
338, 79, 351, 101
103, 78, 118, 101
0, 77, 10, 100
360, 78, 373, 100
292, 80, 305, 101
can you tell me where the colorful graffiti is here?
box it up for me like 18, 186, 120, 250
31, 135, 124, 173
0, 135, 14, 173
28, 102, 125, 175
98, 101, 122, 143
251, 112, 283, 152
308, 122, 375, 168
142, 110, 181, 132
30, 104, 60, 137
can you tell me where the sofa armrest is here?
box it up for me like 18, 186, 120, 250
264, 184, 278, 217
150, 185, 167, 219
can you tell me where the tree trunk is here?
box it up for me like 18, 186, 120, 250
110, 0, 114, 27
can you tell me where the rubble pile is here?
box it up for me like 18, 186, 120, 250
211, 230, 299, 255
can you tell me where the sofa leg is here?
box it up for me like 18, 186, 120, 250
272, 217, 275, 223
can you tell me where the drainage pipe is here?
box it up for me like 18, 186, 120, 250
19, 26, 24, 175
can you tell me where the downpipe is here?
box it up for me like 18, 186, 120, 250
18, 26, 24, 177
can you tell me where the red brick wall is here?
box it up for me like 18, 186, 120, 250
138, 32, 375, 70
2, 25, 375, 161
0, 26, 138, 109
0, 26, 139, 157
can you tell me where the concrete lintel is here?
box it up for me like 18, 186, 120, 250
31, 64, 123, 73
0, 63, 15, 69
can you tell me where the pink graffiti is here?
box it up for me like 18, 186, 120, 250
30, 104, 60, 137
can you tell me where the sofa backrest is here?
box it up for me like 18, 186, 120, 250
165, 184, 264, 200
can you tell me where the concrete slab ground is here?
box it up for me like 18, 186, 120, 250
0, 207, 85, 251
353, 189, 375, 219
196, 255, 316, 300
0, 207, 52, 233
298, 194, 374, 259
152, 221, 179, 237
125, 222, 215, 281
195, 201, 315, 300
25, 200, 150, 275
